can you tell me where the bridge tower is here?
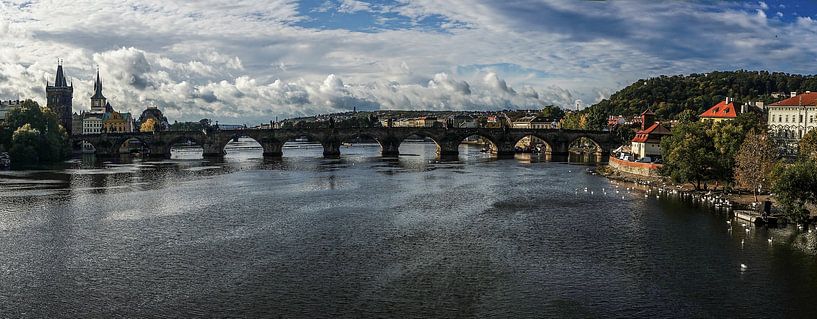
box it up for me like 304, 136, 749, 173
46, 61, 73, 133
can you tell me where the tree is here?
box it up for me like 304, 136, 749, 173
706, 121, 746, 185
771, 160, 817, 225
734, 131, 777, 201
140, 118, 157, 132
799, 129, 817, 161
9, 124, 41, 164
540, 105, 565, 120
660, 121, 719, 190
1, 100, 69, 167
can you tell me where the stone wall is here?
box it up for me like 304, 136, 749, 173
608, 156, 662, 177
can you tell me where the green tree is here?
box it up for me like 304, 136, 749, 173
771, 160, 817, 225
734, 132, 777, 201
799, 129, 817, 161
540, 105, 565, 120
1, 100, 69, 167
9, 124, 41, 164
706, 121, 746, 184
660, 121, 719, 190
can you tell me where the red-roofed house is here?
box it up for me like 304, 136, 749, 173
631, 121, 671, 159
767, 91, 817, 154
700, 97, 738, 122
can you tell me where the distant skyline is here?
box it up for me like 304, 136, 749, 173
2, 0, 817, 124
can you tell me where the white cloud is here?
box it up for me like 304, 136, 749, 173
337, 0, 372, 14
1, 0, 817, 124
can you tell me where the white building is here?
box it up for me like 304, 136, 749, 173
512, 116, 559, 129
0, 100, 22, 122
767, 91, 817, 154
82, 114, 103, 134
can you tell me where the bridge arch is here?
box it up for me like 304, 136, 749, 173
512, 133, 554, 154
71, 138, 100, 155
110, 135, 150, 156
163, 134, 207, 158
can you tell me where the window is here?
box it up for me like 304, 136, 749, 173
800, 115, 804, 123
779, 115, 783, 122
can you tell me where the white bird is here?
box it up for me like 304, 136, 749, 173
727, 220, 731, 225
745, 228, 750, 233
768, 237, 773, 244
741, 264, 748, 270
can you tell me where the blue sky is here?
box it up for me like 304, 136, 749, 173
1, 0, 817, 123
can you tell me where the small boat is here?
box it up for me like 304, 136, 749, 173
0, 152, 10, 168
342, 142, 353, 147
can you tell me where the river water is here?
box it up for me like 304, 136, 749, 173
1, 139, 816, 318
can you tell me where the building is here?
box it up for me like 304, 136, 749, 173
767, 91, 817, 154
0, 100, 23, 123
512, 116, 559, 129
627, 110, 667, 160
46, 63, 73, 133
138, 106, 170, 132
102, 111, 134, 133
82, 113, 103, 134
71, 68, 135, 135
700, 97, 738, 122
448, 115, 478, 128
90, 70, 108, 113
631, 121, 671, 159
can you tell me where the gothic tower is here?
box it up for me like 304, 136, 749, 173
90, 68, 107, 113
46, 62, 73, 133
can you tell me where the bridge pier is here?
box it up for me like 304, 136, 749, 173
322, 140, 341, 159
437, 142, 459, 160
380, 137, 401, 157
260, 140, 284, 157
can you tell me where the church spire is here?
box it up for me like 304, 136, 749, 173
91, 68, 106, 100
54, 60, 68, 87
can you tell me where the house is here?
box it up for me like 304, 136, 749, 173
700, 97, 738, 122
0, 100, 22, 123
767, 91, 817, 154
631, 122, 671, 159
448, 115, 478, 128
511, 116, 558, 129
630, 110, 670, 159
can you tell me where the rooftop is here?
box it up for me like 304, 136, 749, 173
700, 100, 738, 119
769, 92, 817, 107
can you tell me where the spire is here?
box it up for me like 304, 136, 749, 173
54, 60, 68, 87
91, 68, 106, 100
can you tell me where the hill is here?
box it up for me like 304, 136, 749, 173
589, 70, 817, 121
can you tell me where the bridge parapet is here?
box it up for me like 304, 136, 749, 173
70, 127, 615, 159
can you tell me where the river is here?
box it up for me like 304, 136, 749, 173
1, 138, 816, 318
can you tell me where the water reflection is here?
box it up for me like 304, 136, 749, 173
0, 141, 815, 318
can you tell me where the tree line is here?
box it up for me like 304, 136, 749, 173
0, 100, 70, 168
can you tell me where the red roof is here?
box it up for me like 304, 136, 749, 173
631, 122, 671, 143
769, 92, 817, 107
700, 100, 737, 119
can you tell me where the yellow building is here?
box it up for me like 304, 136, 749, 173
102, 111, 133, 133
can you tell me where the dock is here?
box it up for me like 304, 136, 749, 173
734, 210, 778, 226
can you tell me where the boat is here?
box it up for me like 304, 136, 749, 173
342, 142, 353, 147
0, 152, 10, 168
294, 137, 309, 142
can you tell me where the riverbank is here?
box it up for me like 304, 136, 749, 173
596, 165, 773, 212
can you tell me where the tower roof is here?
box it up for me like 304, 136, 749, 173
54, 63, 68, 87
91, 69, 106, 100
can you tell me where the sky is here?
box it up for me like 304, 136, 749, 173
1, 0, 817, 124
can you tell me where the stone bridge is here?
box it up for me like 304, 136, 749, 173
71, 127, 616, 159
